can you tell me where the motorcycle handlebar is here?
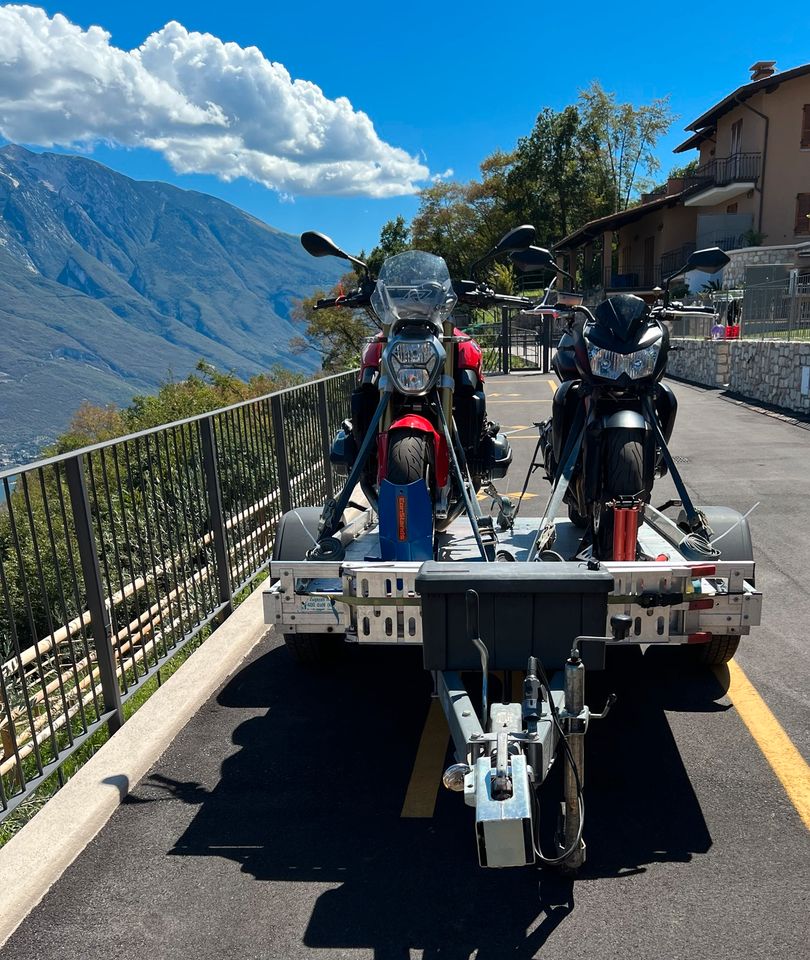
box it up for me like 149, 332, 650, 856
455, 290, 534, 309
314, 294, 371, 310
316, 289, 533, 311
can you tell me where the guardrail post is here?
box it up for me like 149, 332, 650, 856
270, 394, 293, 513
316, 379, 335, 499
501, 307, 510, 375
64, 455, 124, 733
199, 417, 233, 615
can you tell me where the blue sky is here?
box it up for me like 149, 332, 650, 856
1, 1, 808, 254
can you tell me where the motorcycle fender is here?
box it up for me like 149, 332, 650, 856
378, 478, 434, 562
384, 414, 449, 488
600, 410, 648, 431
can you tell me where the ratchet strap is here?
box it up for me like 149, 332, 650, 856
642, 395, 711, 537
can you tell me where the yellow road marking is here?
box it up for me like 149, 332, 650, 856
722, 660, 810, 829
401, 699, 449, 818
547, 379, 558, 395
487, 399, 550, 404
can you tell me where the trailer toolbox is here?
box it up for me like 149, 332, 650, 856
416, 561, 614, 671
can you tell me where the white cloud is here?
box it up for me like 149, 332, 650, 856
0, 5, 430, 197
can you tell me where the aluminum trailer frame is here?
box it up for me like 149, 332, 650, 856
263, 503, 761, 871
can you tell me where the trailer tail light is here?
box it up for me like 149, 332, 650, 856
690, 564, 717, 577
687, 632, 713, 644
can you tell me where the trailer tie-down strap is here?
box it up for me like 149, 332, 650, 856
642, 395, 712, 538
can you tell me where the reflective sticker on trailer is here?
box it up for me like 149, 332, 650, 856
299, 595, 334, 613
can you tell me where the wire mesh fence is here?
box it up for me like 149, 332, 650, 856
0, 370, 356, 820
741, 274, 810, 340
665, 275, 810, 342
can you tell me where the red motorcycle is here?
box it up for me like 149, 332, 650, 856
300, 227, 538, 561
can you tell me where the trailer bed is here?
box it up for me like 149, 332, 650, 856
264, 509, 761, 648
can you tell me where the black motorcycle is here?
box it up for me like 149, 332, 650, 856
536, 247, 730, 561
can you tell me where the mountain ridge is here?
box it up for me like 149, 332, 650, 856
0, 144, 343, 463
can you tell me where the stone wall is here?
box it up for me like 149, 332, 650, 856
723, 244, 804, 288
666, 339, 730, 388
728, 340, 810, 415
666, 337, 810, 416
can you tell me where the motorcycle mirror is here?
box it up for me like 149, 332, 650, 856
493, 224, 537, 255
452, 279, 478, 296
683, 246, 731, 274
301, 231, 369, 275
510, 245, 557, 273
469, 225, 537, 279
301, 231, 346, 259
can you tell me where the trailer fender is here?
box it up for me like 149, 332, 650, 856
678, 505, 754, 568
272, 507, 324, 563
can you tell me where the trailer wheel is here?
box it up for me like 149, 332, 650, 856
272, 507, 343, 669
693, 634, 740, 666
281, 631, 342, 669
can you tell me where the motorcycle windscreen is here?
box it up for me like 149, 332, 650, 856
370, 250, 457, 327
378, 478, 434, 561
594, 294, 648, 342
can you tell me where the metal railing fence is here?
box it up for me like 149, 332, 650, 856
741, 275, 810, 340
0, 370, 356, 820
683, 153, 762, 191
663, 277, 810, 341
603, 264, 662, 291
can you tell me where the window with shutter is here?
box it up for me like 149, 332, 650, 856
796, 194, 810, 235
802, 105, 810, 149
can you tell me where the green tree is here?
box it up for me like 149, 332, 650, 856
508, 105, 613, 243
410, 180, 482, 278
292, 273, 375, 372
578, 81, 675, 212
668, 158, 699, 179
365, 216, 411, 276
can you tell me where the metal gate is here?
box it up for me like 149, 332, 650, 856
462, 308, 556, 374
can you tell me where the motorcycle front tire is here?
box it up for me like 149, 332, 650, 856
595, 429, 645, 558
386, 429, 433, 485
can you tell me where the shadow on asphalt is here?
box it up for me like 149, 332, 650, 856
143, 642, 727, 958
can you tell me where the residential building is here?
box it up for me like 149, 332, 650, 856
556, 61, 810, 299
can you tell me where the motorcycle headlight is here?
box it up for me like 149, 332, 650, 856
588, 343, 660, 380
385, 339, 444, 394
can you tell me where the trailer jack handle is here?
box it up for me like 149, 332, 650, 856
466, 590, 488, 725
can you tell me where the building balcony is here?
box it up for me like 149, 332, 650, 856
683, 153, 761, 207
603, 264, 662, 293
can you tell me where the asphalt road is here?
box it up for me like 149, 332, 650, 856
3, 376, 809, 960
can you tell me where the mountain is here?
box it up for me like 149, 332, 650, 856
0, 144, 343, 464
